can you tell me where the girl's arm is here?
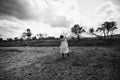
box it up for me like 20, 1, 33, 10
65, 36, 71, 40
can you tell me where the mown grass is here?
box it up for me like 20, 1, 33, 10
0, 46, 120, 80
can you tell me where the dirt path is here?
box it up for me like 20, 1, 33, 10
0, 47, 120, 80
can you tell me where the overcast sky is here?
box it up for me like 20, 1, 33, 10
0, 0, 120, 39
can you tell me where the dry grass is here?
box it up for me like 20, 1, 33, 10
0, 46, 120, 80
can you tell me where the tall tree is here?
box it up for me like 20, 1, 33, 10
21, 28, 32, 40
71, 24, 85, 40
96, 21, 117, 39
96, 26, 106, 39
104, 21, 117, 38
14, 37, 19, 41
26, 28, 32, 40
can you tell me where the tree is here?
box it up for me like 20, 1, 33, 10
26, 28, 32, 40
22, 28, 32, 40
19, 38, 24, 41
46, 36, 55, 40
0, 38, 3, 42
37, 33, 43, 39
7, 38, 14, 42
71, 24, 85, 40
22, 32, 27, 40
96, 26, 106, 39
32, 36, 37, 40
96, 21, 117, 39
89, 28, 94, 34
89, 28, 99, 37
104, 21, 117, 38
14, 37, 19, 41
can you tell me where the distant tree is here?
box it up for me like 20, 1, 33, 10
96, 26, 106, 39
22, 28, 32, 40
96, 21, 117, 39
7, 38, 14, 42
89, 28, 100, 37
71, 24, 85, 40
104, 21, 117, 38
47, 36, 55, 40
19, 38, 24, 41
89, 28, 94, 33
22, 32, 27, 40
26, 28, 32, 40
32, 36, 37, 40
0, 38, 3, 42
14, 37, 19, 41
37, 33, 43, 39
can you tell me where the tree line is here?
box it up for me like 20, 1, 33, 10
71, 21, 118, 39
0, 21, 119, 42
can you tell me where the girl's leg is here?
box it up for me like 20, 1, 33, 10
67, 53, 70, 57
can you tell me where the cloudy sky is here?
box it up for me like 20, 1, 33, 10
0, 0, 120, 39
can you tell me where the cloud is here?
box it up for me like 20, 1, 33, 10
0, 0, 64, 20
0, 0, 75, 39
110, 0, 120, 14
0, 0, 73, 27
0, 0, 54, 20
0, 0, 100, 39
0, 19, 25, 39
95, 1, 120, 23
96, 1, 116, 16
0, 0, 51, 20
111, 0, 120, 6
0, 0, 28, 19
94, 1, 120, 33
44, 16, 71, 27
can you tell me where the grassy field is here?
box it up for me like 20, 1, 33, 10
0, 46, 120, 80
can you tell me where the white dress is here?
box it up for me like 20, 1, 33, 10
60, 39, 69, 54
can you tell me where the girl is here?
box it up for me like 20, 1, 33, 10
60, 35, 70, 58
